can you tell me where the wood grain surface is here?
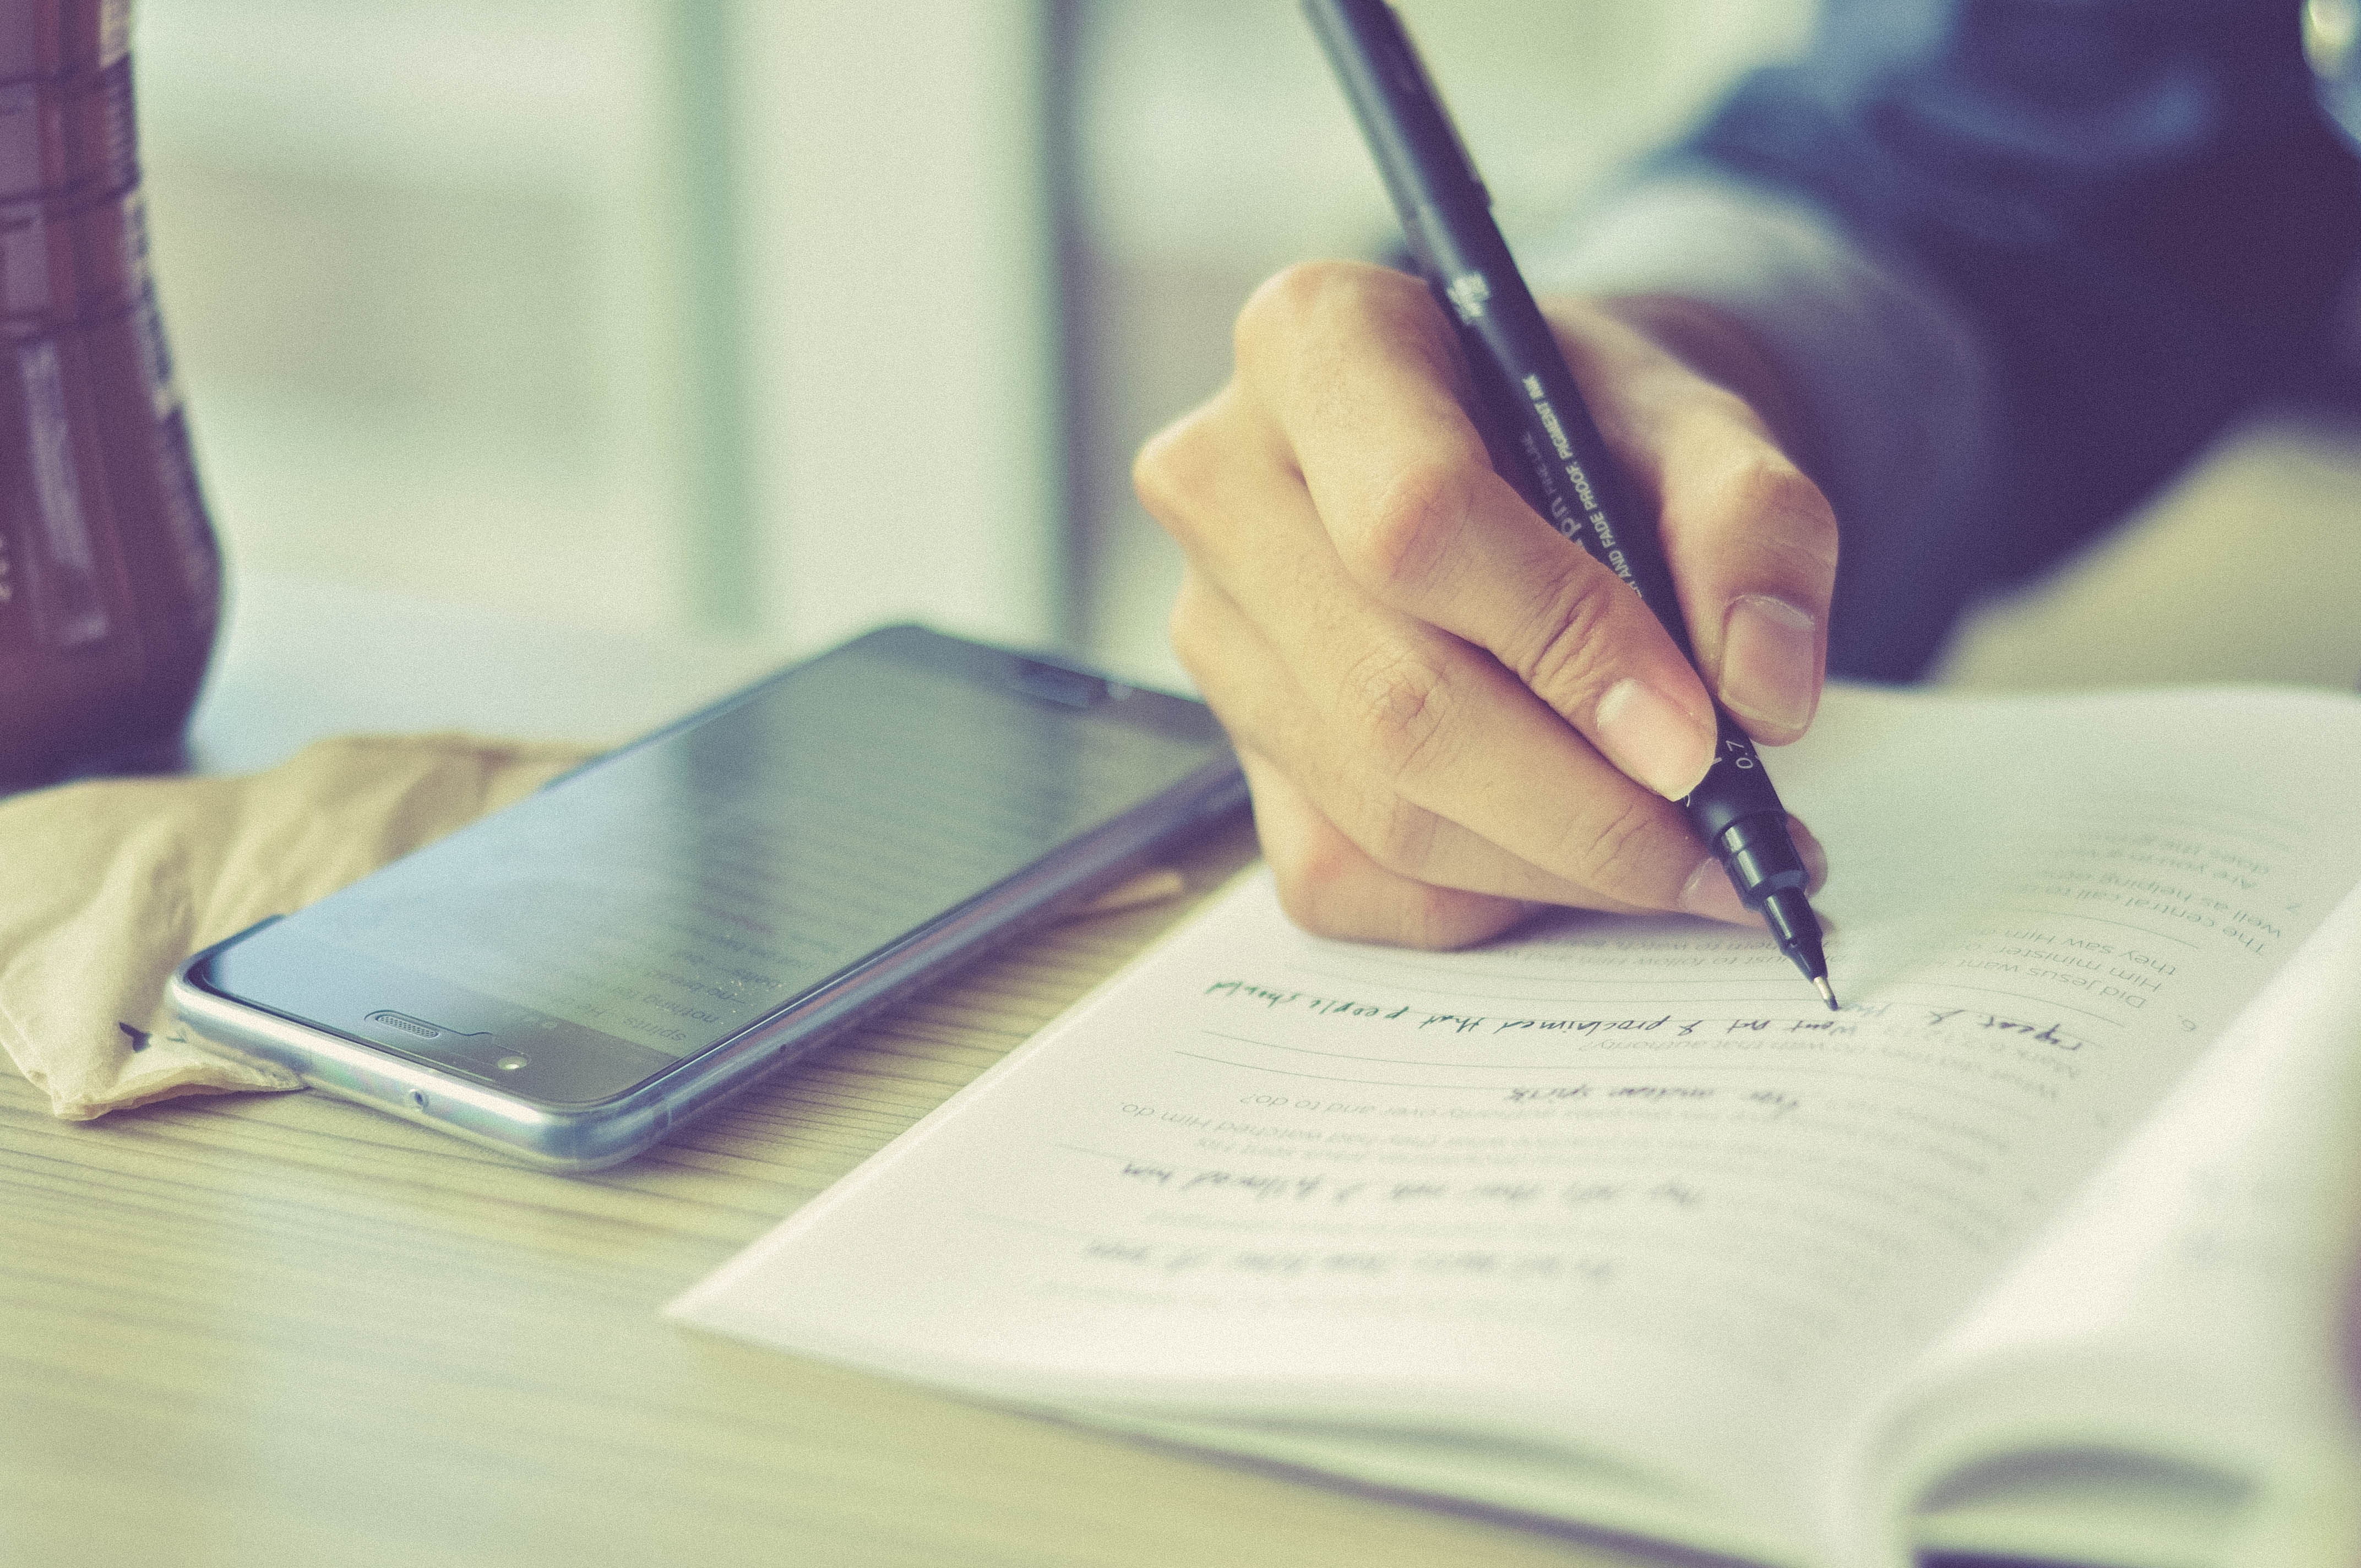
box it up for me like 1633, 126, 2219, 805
0, 819, 1679, 1568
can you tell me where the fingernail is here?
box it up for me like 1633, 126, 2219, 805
1786, 817, 1829, 892
1679, 857, 1761, 927
1594, 678, 1713, 799
1720, 595, 1819, 735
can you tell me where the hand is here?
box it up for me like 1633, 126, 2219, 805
1134, 260, 1835, 948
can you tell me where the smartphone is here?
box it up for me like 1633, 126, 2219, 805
170, 625, 1245, 1172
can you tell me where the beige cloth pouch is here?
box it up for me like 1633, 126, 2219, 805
1, 735, 595, 1120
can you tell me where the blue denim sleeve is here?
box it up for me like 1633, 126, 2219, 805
1680, 0, 2361, 678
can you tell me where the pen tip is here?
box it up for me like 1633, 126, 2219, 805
1814, 976, 1838, 1011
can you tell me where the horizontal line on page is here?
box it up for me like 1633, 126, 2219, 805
1201, 1029, 1826, 1072
966, 1206, 1111, 1244
1283, 966, 1810, 1002
2062, 790, 2304, 838
1176, 1050, 2040, 1118
1978, 908, 2199, 949
1176, 1052, 1569, 1091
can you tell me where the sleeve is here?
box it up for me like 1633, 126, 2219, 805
1531, 0, 2361, 681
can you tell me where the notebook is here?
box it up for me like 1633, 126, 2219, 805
669, 684, 2361, 1568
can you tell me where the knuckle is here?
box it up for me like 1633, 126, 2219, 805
1237, 260, 1357, 365
1244, 258, 1347, 314
1348, 459, 1478, 604
1267, 829, 1364, 941
1241, 259, 1392, 337
1555, 794, 1677, 903
1720, 454, 1840, 576
1165, 580, 1216, 683
1682, 379, 1760, 433
1511, 560, 1625, 708
1236, 259, 1445, 373
1392, 885, 1503, 951
1267, 839, 1465, 950
1357, 792, 1438, 878
1131, 412, 1221, 535
1340, 641, 1456, 781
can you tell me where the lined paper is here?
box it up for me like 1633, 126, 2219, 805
673, 687, 2361, 1562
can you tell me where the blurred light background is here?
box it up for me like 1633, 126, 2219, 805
133, 0, 1811, 692
134, 0, 2361, 698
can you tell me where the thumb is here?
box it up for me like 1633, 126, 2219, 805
1549, 295, 1837, 744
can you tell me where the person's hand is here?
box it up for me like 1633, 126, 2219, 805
1134, 260, 1835, 949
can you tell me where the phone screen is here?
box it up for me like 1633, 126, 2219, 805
197, 628, 1232, 1106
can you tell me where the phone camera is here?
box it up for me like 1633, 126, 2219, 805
494, 1054, 530, 1072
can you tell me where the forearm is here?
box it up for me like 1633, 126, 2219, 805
1523, 0, 2361, 681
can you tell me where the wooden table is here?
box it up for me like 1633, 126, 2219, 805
1, 577, 1656, 1568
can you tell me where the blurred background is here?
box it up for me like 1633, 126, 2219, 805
134, 0, 1812, 694
137, 0, 2361, 700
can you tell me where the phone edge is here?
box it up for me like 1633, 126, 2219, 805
166, 758, 1249, 1174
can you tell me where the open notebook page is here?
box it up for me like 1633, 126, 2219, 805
1853, 876, 2361, 1568
671, 685, 2361, 1568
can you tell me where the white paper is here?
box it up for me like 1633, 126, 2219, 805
1858, 878, 2361, 1568
671, 686, 2361, 1566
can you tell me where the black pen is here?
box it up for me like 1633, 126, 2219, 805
1304, 0, 1836, 1008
